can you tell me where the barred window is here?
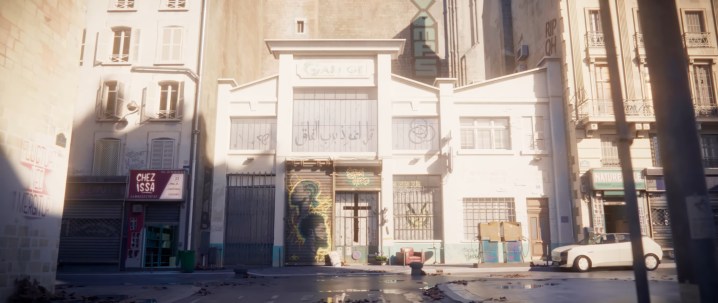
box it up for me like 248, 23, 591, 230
393, 175, 442, 240
230, 118, 276, 150
601, 135, 620, 167
650, 134, 662, 167
463, 197, 516, 241
392, 118, 439, 150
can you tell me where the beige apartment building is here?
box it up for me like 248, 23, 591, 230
449, 0, 718, 255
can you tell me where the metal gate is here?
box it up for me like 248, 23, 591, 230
334, 192, 378, 264
225, 174, 275, 266
648, 193, 673, 251
59, 200, 123, 264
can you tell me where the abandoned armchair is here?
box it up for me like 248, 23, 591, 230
397, 247, 426, 266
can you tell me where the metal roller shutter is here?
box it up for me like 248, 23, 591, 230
59, 200, 123, 264
145, 204, 181, 223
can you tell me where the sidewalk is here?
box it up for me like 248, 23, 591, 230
246, 262, 535, 277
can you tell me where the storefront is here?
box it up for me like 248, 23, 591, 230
124, 169, 186, 269
586, 168, 649, 235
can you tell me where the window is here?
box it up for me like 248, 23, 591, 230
595, 63, 613, 114
159, 26, 183, 62
640, 65, 652, 100
111, 27, 132, 63
684, 11, 711, 48
587, 9, 604, 46
701, 135, 718, 167
112, 0, 134, 9
650, 134, 662, 167
97, 80, 125, 120
463, 198, 516, 241
296, 20, 305, 34
230, 118, 277, 150
158, 81, 183, 119
149, 138, 175, 169
93, 138, 121, 176
393, 176, 442, 240
601, 135, 620, 167
392, 118, 439, 150
165, 0, 186, 9
460, 117, 510, 150
685, 11, 706, 33
293, 88, 377, 152
693, 63, 716, 108
469, 0, 479, 46
522, 116, 545, 151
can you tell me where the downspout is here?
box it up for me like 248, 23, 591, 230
187, 0, 208, 251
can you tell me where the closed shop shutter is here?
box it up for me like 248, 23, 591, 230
285, 161, 334, 265
648, 193, 672, 251
59, 200, 123, 264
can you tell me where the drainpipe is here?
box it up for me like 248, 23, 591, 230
187, 0, 208, 251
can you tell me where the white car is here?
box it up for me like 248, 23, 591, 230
551, 233, 663, 272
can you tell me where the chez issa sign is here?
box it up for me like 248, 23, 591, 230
127, 169, 185, 201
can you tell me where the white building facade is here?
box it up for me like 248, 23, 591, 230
61, 0, 202, 270
209, 40, 573, 266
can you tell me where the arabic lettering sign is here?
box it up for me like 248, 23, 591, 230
127, 170, 185, 200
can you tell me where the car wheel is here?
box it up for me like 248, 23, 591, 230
644, 254, 660, 271
573, 256, 591, 272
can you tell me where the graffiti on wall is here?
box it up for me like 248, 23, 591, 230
345, 168, 370, 187
411, 0, 439, 78
125, 150, 147, 170
462, 246, 480, 262
287, 179, 332, 263
545, 19, 558, 56
294, 121, 376, 148
17, 140, 62, 219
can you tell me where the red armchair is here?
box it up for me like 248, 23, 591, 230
397, 247, 426, 266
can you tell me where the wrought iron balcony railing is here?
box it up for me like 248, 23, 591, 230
684, 32, 713, 48
694, 103, 718, 117
577, 99, 655, 119
586, 31, 605, 48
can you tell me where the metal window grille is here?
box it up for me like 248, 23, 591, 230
166, 0, 186, 9
114, 0, 134, 9
460, 117, 510, 150
462, 197, 516, 241
393, 176, 441, 240
150, 138, 175, 169
92, 138, 121, 176
650, 208, 671, 226
230, 118, 276, 150
392, 118, 439, 150
600, 135, 620, 167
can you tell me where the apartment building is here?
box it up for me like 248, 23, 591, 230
452, 0, 718, 255
60, 0, 202, 270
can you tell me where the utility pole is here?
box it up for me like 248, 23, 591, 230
597, 1, 650, 302
636, 1, 718, 302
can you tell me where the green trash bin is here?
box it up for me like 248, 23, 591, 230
179, 250, 195, 273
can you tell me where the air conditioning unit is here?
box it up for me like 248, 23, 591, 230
516, 45, 529, 61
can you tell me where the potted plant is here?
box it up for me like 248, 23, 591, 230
374, 255, 388, 265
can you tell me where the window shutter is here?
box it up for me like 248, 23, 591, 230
142, 84, 159, 120
173, 27, 183, 61
95, 78, 103, 119
130, 28, 141, 63
115, 81, 126, 118
160, 27, 170, 62
150, 139, 174, 169
176, 81, 184, 119
94, 31, 110, 64
93, 139, 121, 175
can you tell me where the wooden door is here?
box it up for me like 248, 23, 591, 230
527, 198, 551, 262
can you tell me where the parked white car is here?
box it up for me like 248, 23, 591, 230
551, 233, 663, 272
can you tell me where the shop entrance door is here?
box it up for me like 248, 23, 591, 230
143, 224, 178, 268
334, 192, 378, 264
527, 198, 551, 262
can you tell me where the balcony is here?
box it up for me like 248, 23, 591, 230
694, 103, 718, 118
684, 32, 713, 48
586, 31, 605, 48
577, 99, 655, 122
